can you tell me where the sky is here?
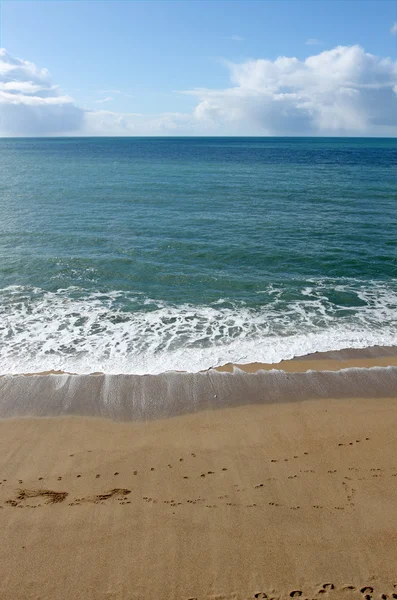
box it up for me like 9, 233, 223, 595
0, 0, 397, 136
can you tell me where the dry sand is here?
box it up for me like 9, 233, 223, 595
1, 396, 397, 600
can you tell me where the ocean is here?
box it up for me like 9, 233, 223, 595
0, 136, 396, 375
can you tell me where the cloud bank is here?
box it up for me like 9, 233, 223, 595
0, 49, 84, 135
188, 45, 397, 135
1, 45, 397, 136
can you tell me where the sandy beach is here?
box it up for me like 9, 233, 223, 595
0, 350, 397, 599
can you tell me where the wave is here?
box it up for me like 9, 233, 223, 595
0, 279, 396, 374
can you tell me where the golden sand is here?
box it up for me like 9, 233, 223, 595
1, 395, 397, 599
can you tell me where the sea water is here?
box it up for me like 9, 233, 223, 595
0, 136, 396, 374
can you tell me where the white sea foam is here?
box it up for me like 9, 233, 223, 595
0, 280, 396, 374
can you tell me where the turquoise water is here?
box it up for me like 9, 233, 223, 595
0, 137, 396, 373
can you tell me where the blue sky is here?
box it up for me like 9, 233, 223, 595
0, 0, 397, 135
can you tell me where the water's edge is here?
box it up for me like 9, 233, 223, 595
1, 362, 396, 422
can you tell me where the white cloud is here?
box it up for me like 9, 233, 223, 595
391, 22, 397, 35
84, 110, 194, 135
94, 96, 113, 104
306, 38, 321, 45
1, 45, 397, 137
0, 48, 83, 135
225, 35, 244, 41
185, 45, 397, 135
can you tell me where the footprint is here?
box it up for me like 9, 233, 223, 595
57, 477, 62, 481
254, 594, 268, 599
87, 488, 131, 503
114, 472, 119, 476
133, 471, 138, 475
10, 489, 68, 506
255, 484, 264, 488
96, 474, 100, 478
321, 583, 334, 591
290, 592, 302, 598
360, 587, 374, 595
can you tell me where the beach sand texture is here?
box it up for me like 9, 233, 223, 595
1, 390, 397, 599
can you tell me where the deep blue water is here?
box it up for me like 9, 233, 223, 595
0, 137, 396, 373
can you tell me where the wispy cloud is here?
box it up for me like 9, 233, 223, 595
306, 38, 321, 45
391, 22, 397, 35
225, 35, 244, 42
98, 89, 135, 99
94, 96, 112, 104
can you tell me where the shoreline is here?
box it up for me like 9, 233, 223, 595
3, 344, 397, 378
0, 357, 397, 423
216, 345, 397, 373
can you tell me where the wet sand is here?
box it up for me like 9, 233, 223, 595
217, 345, 397, 372
1, 364, 397, 421
1, 397, 397, 599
